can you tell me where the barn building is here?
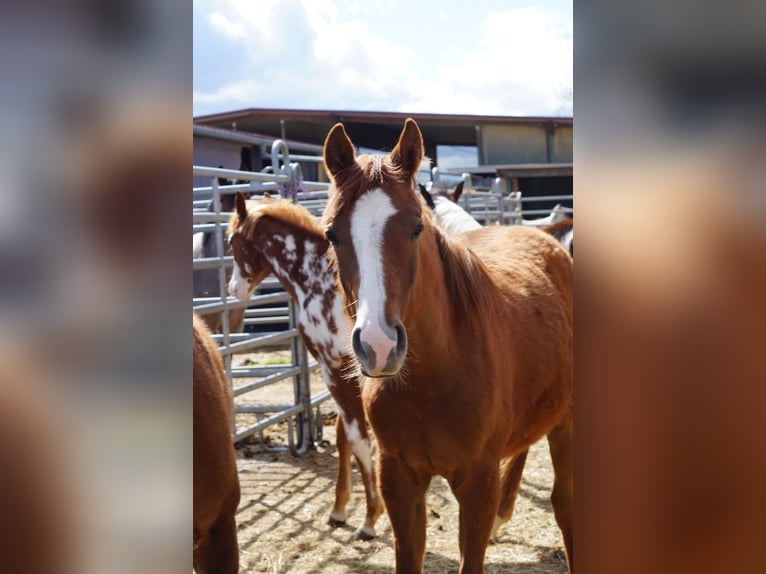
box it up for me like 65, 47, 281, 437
193, 109, 572, 208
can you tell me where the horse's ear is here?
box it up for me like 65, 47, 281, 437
451, 181, 465, 203
391, 118, 424, 179
235, 191, 248, 222
323, 123, 356, 178
418, 184, 435, 210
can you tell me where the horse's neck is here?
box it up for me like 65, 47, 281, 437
262, 222, 328, 305
409, 228, 479, 348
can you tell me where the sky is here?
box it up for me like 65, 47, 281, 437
193, 0, 572, 119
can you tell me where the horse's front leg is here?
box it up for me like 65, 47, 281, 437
377, 453, 430, 574
449, 463, 501, 574
329, 415, 351, 526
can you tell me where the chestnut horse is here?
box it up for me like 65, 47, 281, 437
419, 183, 574, 536
193, 313, 241, 573
419, 181, 533, 537
226, 193, 382, 540
321, 119, 574, 573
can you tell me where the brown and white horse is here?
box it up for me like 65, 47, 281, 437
193, 313, 241, 573
226, 194, 382, 540
321, 119, 574, 573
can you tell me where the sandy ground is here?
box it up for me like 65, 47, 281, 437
230, 351, 567, 574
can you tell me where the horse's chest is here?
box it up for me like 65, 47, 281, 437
362, 384, 479, 465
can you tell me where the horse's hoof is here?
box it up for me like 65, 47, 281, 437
328, 515, 346, 528
352, 526, 376, 541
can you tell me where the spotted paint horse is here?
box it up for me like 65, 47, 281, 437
227, 192, 382, 540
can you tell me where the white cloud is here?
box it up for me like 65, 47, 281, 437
399, 6, 572, 116
194, 1, 572, 117
209, 11, 246, 40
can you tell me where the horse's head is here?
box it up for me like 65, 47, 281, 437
226, 192, 275, 301
322, 119, 426, 378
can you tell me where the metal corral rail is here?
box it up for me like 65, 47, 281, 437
428, 168, 573, 225
193, 143, 332, 456
193, 142, 573, 455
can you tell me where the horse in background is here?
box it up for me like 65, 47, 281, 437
521, 203, 570, 227
322, 119, 573, 573
419, 182, 570, 234
193, 168, 247, 333
420, 182, 574, 258
193, 313, 240, 574
418, 183, 480, 234
226, 192, 383, 541
543, 218, 574, 258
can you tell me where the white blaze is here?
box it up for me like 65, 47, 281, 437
350, 188, 397, 373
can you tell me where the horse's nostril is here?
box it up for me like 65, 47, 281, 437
352, 328, 367, 361
394, 322, 407, 356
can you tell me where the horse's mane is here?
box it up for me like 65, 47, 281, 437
431, 227, 495, 330
229, 197, 324, 242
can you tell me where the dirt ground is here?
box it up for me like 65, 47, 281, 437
231, 350, 568, 574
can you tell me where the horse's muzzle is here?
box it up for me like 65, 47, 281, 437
352, 321, 407, 378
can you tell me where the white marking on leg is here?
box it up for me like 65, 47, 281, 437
350, 188, 398, 373
343, 417, 377, 538
344, 418, 373, 480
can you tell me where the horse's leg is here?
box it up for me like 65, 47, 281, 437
330, 371, 382, 540
347, 425, 382, 540
378, 453, 430, 574
547, 411, 574, 572
329, 415, 352, 526
449, 463, 501, 574
199, 311, 221, 334
228, 306, 245, 333
193, 508, 240, 574
493, 447, 529, 538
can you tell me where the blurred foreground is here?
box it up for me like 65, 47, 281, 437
0, 2, 189, 573
576, 1, 766, 573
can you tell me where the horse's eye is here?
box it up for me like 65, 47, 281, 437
325, 228, 339, 246
412, 221, 424, 240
